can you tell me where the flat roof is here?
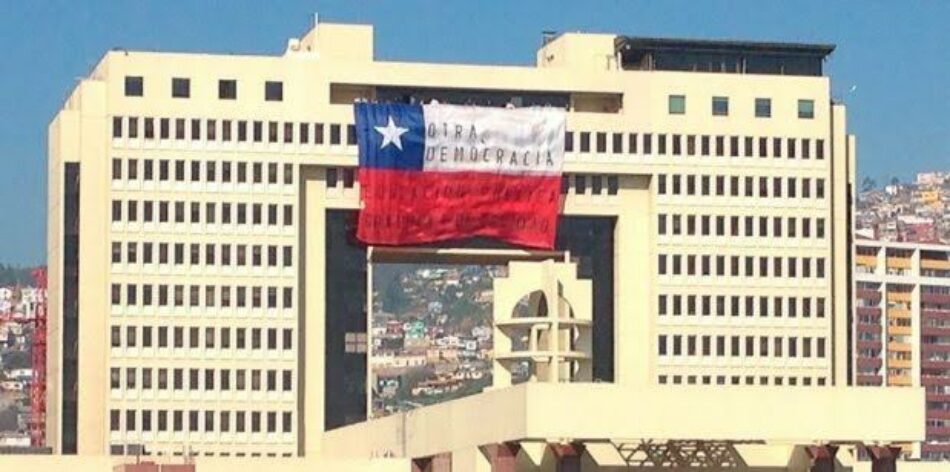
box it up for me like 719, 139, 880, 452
616, 36, 836, 57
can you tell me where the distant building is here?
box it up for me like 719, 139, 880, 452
916, 172, 947, 187
853, 239, 950, 460
897, 215, 938, 243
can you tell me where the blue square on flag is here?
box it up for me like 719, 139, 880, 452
355, 103, 425, 171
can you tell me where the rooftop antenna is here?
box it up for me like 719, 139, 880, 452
313, 12, 320, 28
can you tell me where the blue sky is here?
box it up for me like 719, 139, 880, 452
0, 1, 947, 264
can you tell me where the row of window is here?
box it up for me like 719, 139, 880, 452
124, 76, 283, 102
658, 214, 826, 239
658, 294, 827, 318
110, 284, 293, 310
110, 408, 292, 435
112, 116, 354, 145
658, 334, 827, 359
656, 174, 826, 199
667, 95, 816, 119
111, 242, 292, 268
110, 325, 292, 351
658, 374, 827, 387
658, 254, 828, 279
566, 132, 825, 160
110, 366, 292, 392
561, 174, 620, 196
112, 159, 295, 186
111, 200, 294, 227
110, 116, 827, 162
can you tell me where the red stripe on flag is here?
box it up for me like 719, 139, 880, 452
357, 168, 561, 249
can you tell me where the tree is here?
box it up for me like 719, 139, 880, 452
860, 177, 877, 192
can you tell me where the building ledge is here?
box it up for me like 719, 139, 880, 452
322, 382, 925, 460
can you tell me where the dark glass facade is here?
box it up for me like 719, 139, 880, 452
322, 212, 617, 432
324, 210, 368, 430
62, 162, 80, 453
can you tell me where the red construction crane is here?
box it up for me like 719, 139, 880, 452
30, 267, 47, 447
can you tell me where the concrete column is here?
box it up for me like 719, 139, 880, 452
481, 443, 520, 472
805, 445, 838, 472
550, 443, 584, 472
412, 457, 432, 472
865, 446, 901, 472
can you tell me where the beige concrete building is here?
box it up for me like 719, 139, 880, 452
42, 18, 924, 471
853, 239, 950, 460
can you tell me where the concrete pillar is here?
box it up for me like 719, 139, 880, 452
412, 454, 452, 472
412, 457, 432, 472
481, 443, 520, 472
805, 445, 838, 472
866, 446, 901, 472
550, 443, 584, 472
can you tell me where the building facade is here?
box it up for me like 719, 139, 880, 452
854, 240, 950, 460
45, 18, 923, 470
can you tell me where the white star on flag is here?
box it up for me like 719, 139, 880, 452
374, 116, 409, 151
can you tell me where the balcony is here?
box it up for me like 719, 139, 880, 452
888, 325, 912, 336
856, 374, 883, 386
927, 409, 950, 420
888, 341, 912, 352
855, 254, 878, 268
887, 291, 913, 303
923, 326, 950, 337
926, 426, 950, 437
857, 324, 882, 335
856, 289, 882, 302
922, 359, 950, 370
921, 258, 950, 271
922, 375, 950, 386
888, 358, 912, 369
856, 306, 882, 317
886, 257, 912, 270
888, 374, 912, 386
888, 307, 912, 318
857, 340, 882, 350
921, 344, 950, 354
923, 308, 950, 319
856, 357, 882, 369
921, 442, 950, 453
921, 292, 950, 304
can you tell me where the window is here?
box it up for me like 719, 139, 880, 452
755, 98, 771, 118
668, 95, 686, 115
128, 158, 138, 180
172, 78, 190, 98
798, 99, 815, 119
124, 76, 143, 97
284, 122, 294, 143
110, 410, 121, 431
219, 79, 237, 99
265, 81, 283, 101
712, 96, 729, 116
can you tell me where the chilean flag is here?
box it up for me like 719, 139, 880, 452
355, 103, 566, 249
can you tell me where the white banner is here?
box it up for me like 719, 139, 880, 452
420, 104, 566, 176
